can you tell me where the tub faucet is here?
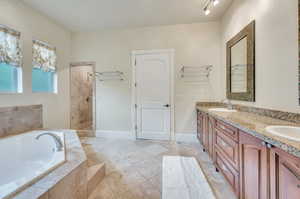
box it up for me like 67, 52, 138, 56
36, 132, 64, 152
222, 99, 233, 110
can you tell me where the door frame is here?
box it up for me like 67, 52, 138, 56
69, 62, 97, 131
131, 49, 175, 141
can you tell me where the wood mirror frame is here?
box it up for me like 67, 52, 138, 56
226, 21, 255, 102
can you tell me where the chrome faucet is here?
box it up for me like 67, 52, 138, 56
222, 99, 233, 110
36, 132, 64, 152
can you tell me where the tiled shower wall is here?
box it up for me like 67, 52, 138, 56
0, 104, 43, 138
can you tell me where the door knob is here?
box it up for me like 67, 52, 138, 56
164, 104, 170, 108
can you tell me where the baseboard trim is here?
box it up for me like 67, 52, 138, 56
96, 130, 135, 140
137, 132, 171, 141
175, 133, 198, 143
95, 130, 197, 143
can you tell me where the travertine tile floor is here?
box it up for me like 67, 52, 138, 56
80, 137, 237, 199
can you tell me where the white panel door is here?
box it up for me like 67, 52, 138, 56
135, 52, 171, 140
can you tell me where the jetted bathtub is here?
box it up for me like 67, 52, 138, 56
0, 131, 65, 199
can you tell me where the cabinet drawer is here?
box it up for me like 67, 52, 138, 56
215, 119, 238, 141
215, 128, 239, 170
215, 150, 240, 196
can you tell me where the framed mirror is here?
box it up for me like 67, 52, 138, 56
226, 21, 255, 101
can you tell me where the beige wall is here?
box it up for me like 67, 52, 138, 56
2, 0, 297, 133
221, 0, 300, 113
71, 22, 222, 133
0, 0, 71, 128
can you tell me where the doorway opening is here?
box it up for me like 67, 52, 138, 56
70, 62, 96, 136
132, 49, 175, 141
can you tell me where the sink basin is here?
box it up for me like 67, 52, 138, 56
265, 126, 300, 141
208, 108, 237, 113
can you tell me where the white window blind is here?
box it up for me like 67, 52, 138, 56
33, 40, 57, 72
0, 25, 22, 67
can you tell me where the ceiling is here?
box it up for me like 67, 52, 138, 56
22, 0, 232, 32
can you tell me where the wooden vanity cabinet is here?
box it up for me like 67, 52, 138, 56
239, 132, 300, 199
239, 131, 268, 199
197, 111, 209, 151
215, 127, 239, 170
197, 110, 204, 146
215, 149, 240, 196
213, 118, 240, 196
196, 110, 300, 199
270, 147, 300, 199
202, 114, 209, 151
208, 116, 215, 157
215, 119, 239, 141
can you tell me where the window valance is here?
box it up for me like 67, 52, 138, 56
33, 40, 57, 72
0, 25, 22, 67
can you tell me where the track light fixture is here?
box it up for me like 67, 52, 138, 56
203, 0, 220, 16
213, 0, 219, 6
204, 7, 210, 15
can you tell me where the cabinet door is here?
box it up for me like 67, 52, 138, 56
270, 147, 300, 199
208, 116, 215, 157
197, 111, 204, 145
239, 131, 268, 199
202, 114, 209, 151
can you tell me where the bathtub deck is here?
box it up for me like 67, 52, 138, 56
11, 130, 87, 199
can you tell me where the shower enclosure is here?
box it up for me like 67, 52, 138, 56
70, 62, 96, 136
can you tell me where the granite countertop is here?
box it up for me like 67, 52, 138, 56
13, 130, 87, 199
196, 105, 300, 158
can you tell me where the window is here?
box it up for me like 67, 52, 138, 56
32, 40, 57, 93
0, 63, 21, 92
32, 68, 56, 92
0, 25, 22, 93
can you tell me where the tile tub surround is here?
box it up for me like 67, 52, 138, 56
0, 105, 43, 138
11, 130, 87, 199
196, 103, 300, 158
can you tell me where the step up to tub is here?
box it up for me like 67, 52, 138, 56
87, 163, 106, 196
162, 156, 216, 199
77, 130, 96, 138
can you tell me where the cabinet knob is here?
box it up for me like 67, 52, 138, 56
222, 164, 229, 173
261, 142, 273, 148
